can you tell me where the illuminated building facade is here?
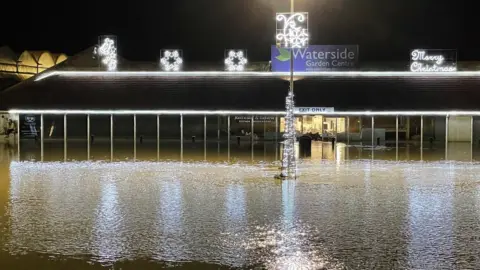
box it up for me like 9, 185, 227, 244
2, 69, 480, 143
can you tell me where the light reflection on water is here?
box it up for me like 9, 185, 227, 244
1, 140, 479, 163
2, 142, 480, 268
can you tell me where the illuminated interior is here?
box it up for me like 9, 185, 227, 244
280, 116, 346, 135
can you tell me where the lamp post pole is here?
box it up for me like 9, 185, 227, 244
276, 0, 308, 178
290, 0, 294, 97
287, 0, 295, 177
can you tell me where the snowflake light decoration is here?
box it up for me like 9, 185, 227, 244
224, 50, 248, 71
276, 12, 309, 48
95, 37, 117, 71
160, 50, 183, 71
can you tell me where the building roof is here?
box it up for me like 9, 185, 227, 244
0, 47, 69, 81
0, 46, 17, 64
2, 71, 480, 111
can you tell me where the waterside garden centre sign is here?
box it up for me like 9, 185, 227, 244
271, 45, 358, 72
410, 49, 457, 72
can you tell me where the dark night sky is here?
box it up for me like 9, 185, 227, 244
0, 0, 475, 62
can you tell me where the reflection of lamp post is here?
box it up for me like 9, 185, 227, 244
275, 2, 309, 179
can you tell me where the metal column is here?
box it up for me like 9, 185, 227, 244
110, 114, 113, 161
204, 115, 207, 161
335, 117, 339, 140
263, 118, 266, 161
471, 116, 474, 162
396, 115, 399, 161
87, 114, 90, 160
251, 116, 254, 143
406, 116, 411, 140
133, 114, 137, 161
445, 115, 449, 161
371, 116, 374, 160
180, 114, 184, 161
16, 115, 20, 161
64, 114, 67, 161
157, 115, 160, 161
217, 116, 220, 141
321, 115, 324, 141
371, 116, 375, 146
40, 114, 44, 161
275, 116, 279, 161
420, 115, 424, 161
359, 117, 363, 141
264, 119, 266, 138
346, 116, 350, 145
227, 116, 231, 160
251, 115, 254, 161
275, 116, 279, 141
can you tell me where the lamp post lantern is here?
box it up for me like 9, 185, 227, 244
275, 2, 309, 179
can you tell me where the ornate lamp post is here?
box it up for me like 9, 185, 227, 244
275, 2, 309, 179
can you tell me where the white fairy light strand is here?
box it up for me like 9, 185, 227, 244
281, 91, 297, 178
225, 50, 248, 71
276, 13, 309, 48
10, 109, 480, 117
160, 50, 183, 71
34, 71, 480, 82
97, 38, 117, 71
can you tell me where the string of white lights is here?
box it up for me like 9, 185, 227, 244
281, 91, 296, 177
8, 109, 480, 116
34, 71, 480, 82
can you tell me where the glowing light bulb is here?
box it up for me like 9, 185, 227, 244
225, 50, 248, 72
160, 50, 183, 71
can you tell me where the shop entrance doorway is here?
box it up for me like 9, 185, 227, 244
280, 116, 346, 139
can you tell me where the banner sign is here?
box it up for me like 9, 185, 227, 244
20, 115, 38, 138
294, 107, 335, 114
235, 116, 275, 123
271, 45, 358, 72
410, 49, 457, 72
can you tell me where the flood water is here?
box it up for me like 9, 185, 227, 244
2, 140, 480, 269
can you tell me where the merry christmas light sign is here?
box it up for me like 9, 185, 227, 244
410, 49, 457, 72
